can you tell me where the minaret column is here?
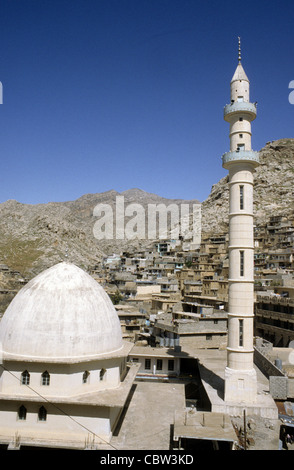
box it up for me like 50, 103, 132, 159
227, 163, 255, 367
222, 39, 259, 403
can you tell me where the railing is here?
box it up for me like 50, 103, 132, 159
224, 101, 257, 119
222, 150, 259, 166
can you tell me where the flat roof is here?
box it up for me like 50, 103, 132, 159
173, 410, 237, 443
129, 345, 194, 359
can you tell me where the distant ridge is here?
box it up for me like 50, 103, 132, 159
0, 138, 293, 277
0, 188, 199, 276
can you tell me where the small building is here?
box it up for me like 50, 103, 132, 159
128, 345, 199, 380
129, 346, 181, 378
255, 291, 294, 347
151, 303, 228, 350
115, 305, 147, 341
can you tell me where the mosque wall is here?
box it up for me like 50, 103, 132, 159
0, 400, 115, 445
0, 358, 125, 396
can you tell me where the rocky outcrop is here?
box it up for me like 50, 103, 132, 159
0, 189, 199, 276
201, 138, 294, 234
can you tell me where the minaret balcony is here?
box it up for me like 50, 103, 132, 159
222, 150, 259, 168
224, 101, 257, 121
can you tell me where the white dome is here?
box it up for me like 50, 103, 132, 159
0, 262, 123, 362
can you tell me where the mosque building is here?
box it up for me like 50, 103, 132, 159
0, 262, 138, 449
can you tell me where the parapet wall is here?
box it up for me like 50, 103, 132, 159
254, 344, 287, 400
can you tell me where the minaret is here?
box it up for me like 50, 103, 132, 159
222, 38, 259, 403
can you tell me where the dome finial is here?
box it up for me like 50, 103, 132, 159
238, 36, 241, 63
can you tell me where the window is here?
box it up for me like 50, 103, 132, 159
238, 379, 244, 389
240, 185, 244, 210
168, 360, 174, 371
21, 370, 30, 385
239, 319, 244, 347
239, 134, 243, 138
41, 371, 50, 386
240, 251, 244, 277
156, 359, 162, 371
38, 406, 47, 422
237, 96, 244, 102
239, 117, 243, 121
99, 368, 106, 381
145, 359, 151, 370
18, 405, 27, 421
83, 371, 90, 384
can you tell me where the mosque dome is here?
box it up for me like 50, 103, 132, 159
0, 262, 123, 362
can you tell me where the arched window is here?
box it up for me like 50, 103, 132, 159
38, 406, 47, 421
82, 371, 90, 384
99, 368, 106, 381
21, 370, 30, 385
41, 371, 50, 386
18, 405, 27, 420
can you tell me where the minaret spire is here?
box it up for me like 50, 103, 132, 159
238, 36, 241, 63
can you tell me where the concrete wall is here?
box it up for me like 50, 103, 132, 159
254, 347, 285, 379
254, 346, 288, 400
137, 285, 161, 296
179, 333, 227, 350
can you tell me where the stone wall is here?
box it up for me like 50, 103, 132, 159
180, 333, 227, 350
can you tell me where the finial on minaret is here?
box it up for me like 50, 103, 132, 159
238, 37, 241, 63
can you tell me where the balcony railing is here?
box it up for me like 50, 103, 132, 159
224, 101, 257, 120
222, 150, 259, 166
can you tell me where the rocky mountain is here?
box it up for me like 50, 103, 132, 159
201, 138, 294, 233
0, 188, 199, 276
0, 138, 293, 278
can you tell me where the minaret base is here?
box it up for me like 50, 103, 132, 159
224, 366, 257, 404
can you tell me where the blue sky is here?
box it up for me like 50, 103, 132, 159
0, 0, 293, 204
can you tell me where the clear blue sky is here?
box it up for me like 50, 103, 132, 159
0, 0, 293, 204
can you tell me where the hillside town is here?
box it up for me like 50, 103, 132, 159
0, 193, 294, 450
87, 213, 294, 351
